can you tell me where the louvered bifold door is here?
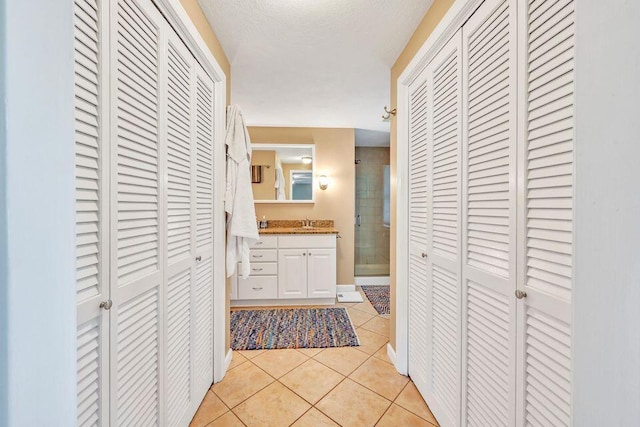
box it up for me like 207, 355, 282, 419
164, 26, 196, 427
515, 0, 575, 425
424, 31, 463, 427
192, 64, 216, 398
74, 0, 109, 425
109, 0, 165, 424
407, 68, 431, 399
460, 0, 518, 425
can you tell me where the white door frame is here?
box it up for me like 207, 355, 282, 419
394, 0, 482, 376
152, 0, 228, 382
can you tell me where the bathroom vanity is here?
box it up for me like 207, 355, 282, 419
230, 222, 339, 306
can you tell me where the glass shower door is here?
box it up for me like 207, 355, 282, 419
354, 147, 390, 277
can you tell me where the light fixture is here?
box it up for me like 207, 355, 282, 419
301, 156, 313, 165
318, 175, 329, 190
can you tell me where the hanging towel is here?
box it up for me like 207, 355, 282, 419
274, 167, 286, 200
225, 105, 259, 278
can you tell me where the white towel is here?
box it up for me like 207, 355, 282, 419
224, 106, 259, 278
274, 167, 286, 201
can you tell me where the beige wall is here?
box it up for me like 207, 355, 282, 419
179, 0, 234, 350
282, 163, 312, 200
251, 150, 276, 200
179, 0, 231, 104
389, 0, 456, 350
249, 127, 356, 285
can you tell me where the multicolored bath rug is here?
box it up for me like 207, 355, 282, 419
230, 307, 360, 350
361, 285, 390, 315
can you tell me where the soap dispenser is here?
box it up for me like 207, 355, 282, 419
260, 216, 268, 229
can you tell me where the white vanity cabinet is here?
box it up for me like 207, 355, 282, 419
231, 234, 337, 306
278, 250, 308, 298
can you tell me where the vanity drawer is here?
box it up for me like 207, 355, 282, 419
249, 249, 277, 262
238, 276, 278, 300
239, 262, 277, 276
251, 236, 277, 249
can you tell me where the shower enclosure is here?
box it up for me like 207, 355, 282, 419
354, 147, 390, 277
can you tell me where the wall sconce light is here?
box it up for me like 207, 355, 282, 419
318, 175, 329, 190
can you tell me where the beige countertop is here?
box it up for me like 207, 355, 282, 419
256, 219, 338, 235
258, 227, 339, 235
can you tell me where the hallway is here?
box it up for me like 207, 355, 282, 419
190, 290, 439, 426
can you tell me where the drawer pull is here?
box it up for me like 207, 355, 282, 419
252, 287, 263, 291
253, 268, 263, 272
255, 241, 263, 245
252, 254, 263, 258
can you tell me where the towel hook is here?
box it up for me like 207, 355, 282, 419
382, 106, 397, 120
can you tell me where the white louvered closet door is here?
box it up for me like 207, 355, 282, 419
164, 27, 196, 427
407, 67, 430, 399
461, 0, 518, 425
192, 63, 216, 401
109, 0, 165, 424
74, 0, 109, 425
516, 0, 575, 425
423, 31, 463, 427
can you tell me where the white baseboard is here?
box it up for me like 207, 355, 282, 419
336, 284, 356, 292
223, 349, 233, 374
231, 297, 336, 307
387, 343, 399, 372
355, 276, 390, 286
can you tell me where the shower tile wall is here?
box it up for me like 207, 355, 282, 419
355, 147, 390, 276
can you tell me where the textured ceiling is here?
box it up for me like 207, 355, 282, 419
198, 0, 433, 138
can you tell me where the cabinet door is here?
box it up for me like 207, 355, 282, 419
109, 0, 165, 424
74, 0, 109, 424
407, 66, 431, 400
192, 63, 216, 401
164, 26, 196, 427
461, 0, 518, 425
307, 249, 336, 298
424, 29, 463, 427
278, 249, 308, 298
516, 0, 575, 425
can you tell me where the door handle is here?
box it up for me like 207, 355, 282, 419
421, 252, 428, 259
515, 289, 527, 299
195, 255, 202, 262
99, 299, 113, 310
356, 215, 362, 227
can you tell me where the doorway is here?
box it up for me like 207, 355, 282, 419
354, 147, 391, 278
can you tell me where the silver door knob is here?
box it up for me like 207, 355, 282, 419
99, 299, 113, 310
515, 289, 527, 299
421, 252, 428, 259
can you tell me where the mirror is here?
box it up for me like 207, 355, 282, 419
251, 144, 315, 203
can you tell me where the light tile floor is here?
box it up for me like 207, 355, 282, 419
190, 288, 439, 427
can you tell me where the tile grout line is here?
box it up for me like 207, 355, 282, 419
211, 359, 277, 411
278, 341, 391, 425
392, 381, 439, 425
